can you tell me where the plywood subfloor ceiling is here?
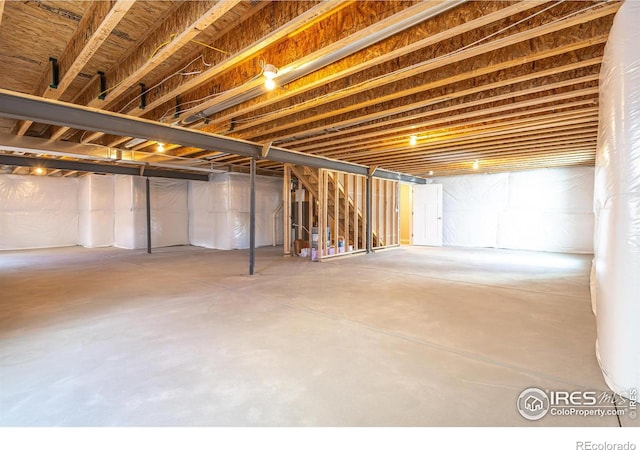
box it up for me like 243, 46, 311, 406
0, 1, 620, 178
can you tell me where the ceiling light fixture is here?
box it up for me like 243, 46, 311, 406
34, 167, 45, 175
409, 135, 417, 146
428, 170, 434, 176
473, 160, 480, 170
263, 63, 278, 91
263, 64, 278, 80
157, 142, 165, 152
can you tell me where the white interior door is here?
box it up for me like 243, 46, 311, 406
412, 184, 443, 246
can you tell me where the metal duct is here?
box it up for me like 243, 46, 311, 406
182, 0, 466, 124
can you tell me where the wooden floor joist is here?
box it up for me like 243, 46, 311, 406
0, 0, 622, 177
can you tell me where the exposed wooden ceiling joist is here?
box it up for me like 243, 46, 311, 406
0, 1, 622, 177
15, 0, 136, 136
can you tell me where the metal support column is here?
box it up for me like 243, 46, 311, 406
145, 176, 152, 254
249, 158, 256, 275
366, 174, 372, 253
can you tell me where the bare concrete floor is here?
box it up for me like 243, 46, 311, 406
0, 245, 624, 426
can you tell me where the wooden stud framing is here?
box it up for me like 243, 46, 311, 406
344, 174, 350, 252
283, 163, 291, 255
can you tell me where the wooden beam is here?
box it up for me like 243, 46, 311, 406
16, 0, 135, 136
405, 151, 597, 175
285, 43, 606, 150
231, 3, 619, 140
344, 174, 349, 252
53, 0, 243, 142
354, 175, 360, 250
334, 171, 339, 251
319, 169, 326, 258
252, 94, 598, 171
254, 70, 599, 150
109, 0, 239, 106
327, 108, 599, 157
134, 1, 350, 120
198, 1, 538, 134
391, 140, 598, 166
186, 0, 471, 127
349, 125, 599, 166
283, 87, 599, 157
375, 135, 599, 167
78, 1, 350, 145
239, 58, 602, 144
283, 164, 291, 255
301, 99, 598, 156
0, 0, 5, 27
366, 142, 598, 173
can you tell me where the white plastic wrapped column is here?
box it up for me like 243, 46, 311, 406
149, 178, 189, 248
189, 175, 231, 249
188, 173, 283, 250
78, 174, 114, 248
593, 2, 640, 396
0, 174, 79, 250
114, 175, 146, 249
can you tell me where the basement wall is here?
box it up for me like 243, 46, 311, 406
431, 166, 594, 253
0, 174, 79, 250
0, 173, 283, 251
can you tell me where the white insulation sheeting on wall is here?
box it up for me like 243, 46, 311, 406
114, 175, 189, 250
0, 174, 79, 250
78, 174, 114, 248
189, 173, 283, 250
431, 166, 595, 253
593, 1, 640, 397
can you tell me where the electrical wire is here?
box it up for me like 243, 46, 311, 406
117, 55, 211, 114
98, 33, 224, 99
159, 71, 263, 122
151, 33, 229, 59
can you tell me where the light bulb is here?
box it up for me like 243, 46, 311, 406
157, 142, 165, 152
473, 160, 479, 170
428, 171, 434, 176
263, 64, 278, 80
409, 135, 417, 146
35, 167, 45, 175
265, 78, 276, 91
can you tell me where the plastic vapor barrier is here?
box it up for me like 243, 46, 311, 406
114, 175, 189, 249
432, 167, 595, 253
189, 173, 283, 250
78, 174, 114, 248
0, 174, 79, 250
593, 1, 640, 397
